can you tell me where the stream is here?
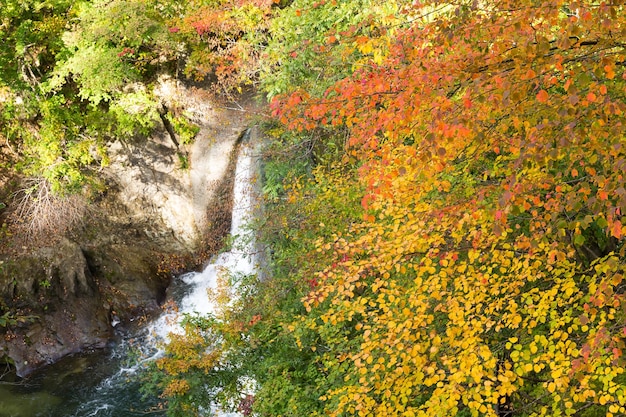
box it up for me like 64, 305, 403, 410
0, 140, 260, 416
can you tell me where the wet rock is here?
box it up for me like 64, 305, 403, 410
82, 243, 167, 323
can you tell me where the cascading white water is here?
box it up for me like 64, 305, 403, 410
146, 138, 260, 416
151, 138, 259, 341
55, 137, 261, 417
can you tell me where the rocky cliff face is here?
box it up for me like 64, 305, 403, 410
0, 82, 259, 376
0, 238, 110, 376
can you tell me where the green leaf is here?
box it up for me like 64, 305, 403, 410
573, 234, 585, 246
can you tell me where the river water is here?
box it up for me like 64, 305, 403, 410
0, 140, 259, 416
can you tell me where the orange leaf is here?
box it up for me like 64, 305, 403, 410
605, 65, 616, 79
611, 220, 623, 239
525, 69, 536, 79
536, 89, 549, 103
564, 79, 572, 91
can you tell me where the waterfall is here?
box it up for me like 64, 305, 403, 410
181, 138, 257, 315
151, 137, 259, 340
59, 136, 260, 417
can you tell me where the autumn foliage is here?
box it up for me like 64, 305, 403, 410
169, 0, 273, 92
143, 0, 626, 416
262, 1, 626, 416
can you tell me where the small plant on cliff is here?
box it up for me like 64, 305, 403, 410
176, 152, 190, 170
0, 312, 18, 328
0, 309, 38, 328
168, 115, 200, 146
